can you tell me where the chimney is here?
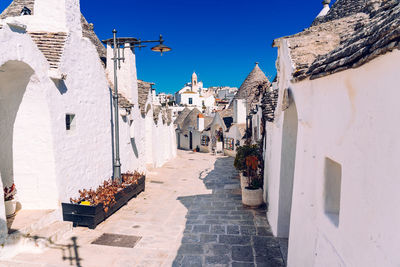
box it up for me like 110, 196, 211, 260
317, 0, 331, 18
234, 99, 246, 124
197, 113, 205, 131
105, 42, 138, 103
29, 0, 82, 33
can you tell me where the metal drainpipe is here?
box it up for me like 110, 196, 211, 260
112, 29, 122, 183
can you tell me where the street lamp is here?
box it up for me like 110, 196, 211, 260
102, 30, 171, 183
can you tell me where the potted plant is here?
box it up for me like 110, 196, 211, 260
62, 171, 146, 229
234, 144, 259, 188
241, 155, 263, 207
4, 183, 17, 218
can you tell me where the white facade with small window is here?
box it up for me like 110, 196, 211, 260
0, 0, 176, 250
265, 39, 400, 267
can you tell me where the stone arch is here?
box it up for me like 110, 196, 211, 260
0, 60, 58, 210
277, 89, 298, 237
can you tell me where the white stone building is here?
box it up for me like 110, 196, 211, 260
0, 0, 176, 251
175, 72, 215, 112
264, 0, 400, 266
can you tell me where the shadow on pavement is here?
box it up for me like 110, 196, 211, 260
173, 156, 285, 267
1, 222, 82, 267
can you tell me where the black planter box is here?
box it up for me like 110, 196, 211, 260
62, 176, 145, 229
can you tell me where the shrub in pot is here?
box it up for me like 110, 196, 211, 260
234, 144, 260, 188
241, 155, 263, 207
4, 183, 17, 218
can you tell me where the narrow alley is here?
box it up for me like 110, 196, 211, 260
0, 151, 285, 267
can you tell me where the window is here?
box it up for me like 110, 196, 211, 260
201, 135, 210, 146
66, 114, 76, 131
224, 137, 234, 150
189, 98, 193, 105
324, 158, 342, 227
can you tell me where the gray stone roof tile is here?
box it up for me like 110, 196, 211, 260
81, 15, 106, 65
137, 80, 152, 115
278, 0, 400, 82
308, 0, 400, 80
0, 0, 34, 19
226, 63, 270, 115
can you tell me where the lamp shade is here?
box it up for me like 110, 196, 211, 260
151, 44, 172, 55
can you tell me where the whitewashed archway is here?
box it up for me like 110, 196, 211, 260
0, 60, 58, 210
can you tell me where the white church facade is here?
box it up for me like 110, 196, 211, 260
175, 72, 215, 112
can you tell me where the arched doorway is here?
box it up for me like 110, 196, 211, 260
277, 90, 298, 238
0, 60, 58, 210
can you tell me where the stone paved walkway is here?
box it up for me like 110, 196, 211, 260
0, 151, 285, 267
173, 155, 285, 267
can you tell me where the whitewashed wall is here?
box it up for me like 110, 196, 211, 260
150, 114, 176, 168
264, 39, 296, 238
268, 40, 400, 266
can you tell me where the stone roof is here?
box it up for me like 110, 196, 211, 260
81, 15, 106, 65
312, 0, 383, 26
0, 0, 34, 19
274, 14, 367, 81
180, 108, 201, 134
174, 107, 191, 128
227, 63, 270, 113
106, 74, 134, 109
137, 80, 152, 115
152, 106, 171, 125
261, 87, 279, 123
308, 0, 400, 80
1, 0, 106, 66
276, 0, 400, 82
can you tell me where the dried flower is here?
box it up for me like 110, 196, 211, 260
70, 171, 143, 212
4, 184, 17, 201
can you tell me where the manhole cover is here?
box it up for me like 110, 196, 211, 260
150, 180, 164, 184
91, 233, 141, 248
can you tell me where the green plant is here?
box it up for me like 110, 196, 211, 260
234, 144, 260, 172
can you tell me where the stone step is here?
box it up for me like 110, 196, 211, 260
1, 209, 72, 260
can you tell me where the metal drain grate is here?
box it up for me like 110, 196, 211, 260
91, 233, 141, 248
150, 180, 164, 184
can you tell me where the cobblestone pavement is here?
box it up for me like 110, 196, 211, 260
0, 151, 285, 267
172, 155, 285, 267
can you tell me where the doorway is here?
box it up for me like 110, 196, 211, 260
189, 131, 193, 150
0, 60, 58, 210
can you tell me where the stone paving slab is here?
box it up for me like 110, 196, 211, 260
0, 151, 285, 267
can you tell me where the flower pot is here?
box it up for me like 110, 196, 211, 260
5, 200, 16, 218
240, 172, 250, 189
242, 187, 263, 207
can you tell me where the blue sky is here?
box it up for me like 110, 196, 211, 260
0, 0, 334, 94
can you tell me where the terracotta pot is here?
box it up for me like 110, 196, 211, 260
242, 187, 263, 207
240, 172, 250, 189
5, 200, 16, 218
